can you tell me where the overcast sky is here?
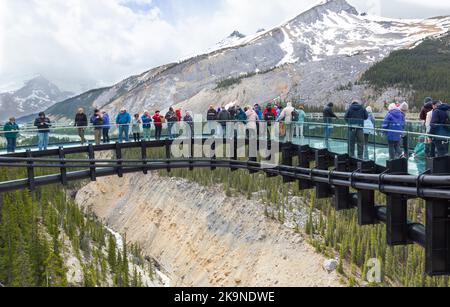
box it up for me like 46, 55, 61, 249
1, 0, 450, 93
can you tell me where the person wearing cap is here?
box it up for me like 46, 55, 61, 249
34, 112, 51, 151
3, 117, 19, 153
90, 109, 104, 145
345, 100, 369, 159
116, 108, 132, 143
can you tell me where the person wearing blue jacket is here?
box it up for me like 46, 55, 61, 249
141, 111, 153, 141
102, 111, 110, 143
430, 102, 450, 157
382, 104, 406, 160
116, 108, 132, 143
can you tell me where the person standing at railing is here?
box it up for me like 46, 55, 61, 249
345, 100, 368, 160
206, 105, 218, 136
323, 103, 338, 149
102, 111, 111, 143
294, 105, 306, 139
430, 102, 450, 157
131, 114, 142, 142
116, 108, 132, 143
263, 103, 277, 139
91, 109, 104, 145
363, 106, 375, 160
74, 108, 88, 145
165, 107, 178, 139
217, 107, 231, 138
425, 100, 441, 158
34, 112, 51, 151
420, 97, 434, 124
183, 111, 194, 138
245, 106, 257, 140
153, 111, 163, 140
278, 102, 295, 143
3, 117, 19, 153
382, 104, 405, 160
141, 111, 152, 141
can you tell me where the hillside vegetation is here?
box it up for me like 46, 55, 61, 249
362, 32, 450, 109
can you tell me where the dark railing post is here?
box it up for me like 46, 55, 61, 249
315, 149, 331, 199
298, 145, 313, 190
115, 142, 123, 178
210, 139, 216, 171
141, 141, 148, 175
58, 147, 67, 186
425, 156, 450, 276
189, 136, 194, 172
231, 136, 238, 172
282, 143, 295, 183
356, 160, 377, 226
165, 139, 171, 173
333, 154, 351, 210
26, 149, 35, 192
88, 144, 96, 182
385, 158, 409, 246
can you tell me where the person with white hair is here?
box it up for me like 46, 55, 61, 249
363, 106, 375, 160
278, 102, 296, 143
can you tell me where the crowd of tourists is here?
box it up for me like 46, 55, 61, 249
2, 98, 449, 170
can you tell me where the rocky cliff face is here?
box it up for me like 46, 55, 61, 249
75, 173, 341, 287
45, 0, 450, 120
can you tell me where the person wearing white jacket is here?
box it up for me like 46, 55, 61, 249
245, 106, 258, 140
278, 102, 296, 143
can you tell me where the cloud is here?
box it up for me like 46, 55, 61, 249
1, 0, 449, 93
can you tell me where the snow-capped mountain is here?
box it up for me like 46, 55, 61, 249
0, 76, 73, 122
44, 0, 450, 120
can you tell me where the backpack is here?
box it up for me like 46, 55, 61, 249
265, 109, 276, 121
292, 110, 299, 122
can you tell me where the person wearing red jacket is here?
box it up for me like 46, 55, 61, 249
153, 111, 163, 140
176, 109, 182, 122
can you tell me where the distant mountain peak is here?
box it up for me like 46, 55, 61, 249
290, 0, 358, 25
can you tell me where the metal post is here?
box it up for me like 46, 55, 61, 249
298, 145, 313, 190
141, 141, 148, 175
282, 143, 295, 183
333, 154, 351, 210
357, 160, 377, 226
26, 150, 35, 191
315, 149, 331, 199
385, 159, 409, 246
115, 142, 123, 178
88, 144, 96, 182
58, 147, 67, 186
165, 139, 171, 173
425, 156, 450, 275
231, 136, 238, 172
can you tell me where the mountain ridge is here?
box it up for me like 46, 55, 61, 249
32, 0, 450, 121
